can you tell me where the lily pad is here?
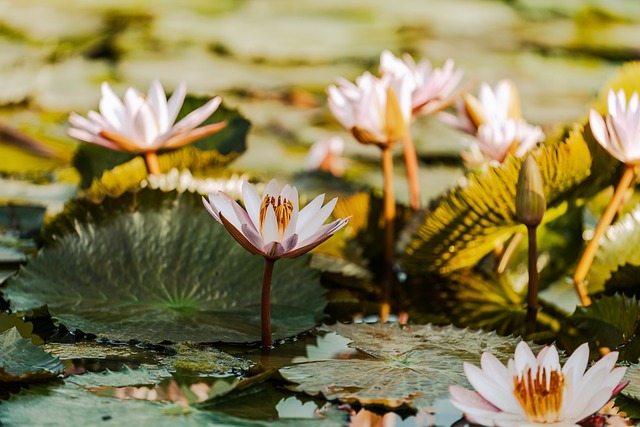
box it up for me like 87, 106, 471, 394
400, 127, 594, 274
279, 322, 523, 410
4, 190, 326, 344
72, 98, 250, 189
0, 327, 64, 383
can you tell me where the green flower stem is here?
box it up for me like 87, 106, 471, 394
526, 225, 539, 335
261, 257, 276, 348
573, 164, 636, 307
381, 146, 396, 322
402, 132, 421, 211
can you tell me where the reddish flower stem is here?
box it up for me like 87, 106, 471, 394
380, 146, 396, 322
525, 225, 538, 335
573, 165, 636, 307
144, 151, 161, 175
261, 257, 276, 348
402, 133, 421, 211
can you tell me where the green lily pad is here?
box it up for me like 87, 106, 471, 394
400, 128, 594, 274
0, 367, 348, 427
72, 98, 250, 189
4, 190, 326, 344
0, 327, 63, 383
279, 322, 523, 410
589, 206, 640, 295
571, 294, 640, 362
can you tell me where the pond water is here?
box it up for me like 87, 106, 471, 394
1, 0, 639, 426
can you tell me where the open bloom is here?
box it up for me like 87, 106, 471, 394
67, 80, 226, 153
203, 179, 349, 259
328, 71, 412, 147
590, 89, 640, 164
379, 50, 463, 116
450, 341, 627, 427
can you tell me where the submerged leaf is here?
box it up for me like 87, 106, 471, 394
5, 190, 326, 343
0, 328, 63, 383
401, 127, 592, 274
0, 367, 347, 427
279, 322, 523, 410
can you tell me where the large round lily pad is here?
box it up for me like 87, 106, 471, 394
3, 191, 326, 344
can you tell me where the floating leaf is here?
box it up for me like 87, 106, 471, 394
168, 343, 254, 374
4, 190, 326, 344
590, 206, 640, 295
401, 128, 593, 274
72, 99, 249, 189
0, 367, 347, 427
279, 322, 523, 410
571, 294, 640, 362
0, 328, 63, 383
0, 313, 43, 346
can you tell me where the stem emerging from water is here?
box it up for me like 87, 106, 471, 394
261, 257, 276, 348
573, 165, 636, 307
525, 225, 538, 335
402, 133, 421, 211
380, 146, 396, 322
144, 151, 161, 175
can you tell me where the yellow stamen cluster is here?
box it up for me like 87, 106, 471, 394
260, 195, 294, 240
513, 367, 565, 423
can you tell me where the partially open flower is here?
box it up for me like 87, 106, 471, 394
203, 179, 349, 260
379, 50, 463, 116
450, 341, 627, 427
475, 119, 545, 163
305, 136, 345, 176
68, 80, 226, 153
328, 71, 412, 148
590, 89, 640, 165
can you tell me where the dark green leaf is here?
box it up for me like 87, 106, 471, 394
5, 190, 326, 344
571, 294, 640, 362
0, 328, 63, 383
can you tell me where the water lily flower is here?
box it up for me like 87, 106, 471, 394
328, 71, 412, 148
475, 119, 544, 163
573, 89, 640, 307
305, 136, 345, 177
67, 80, 226, 174
590, 89, 640, 165
204, 179, 348, 347
379, 50, 464, 115
203, 179, 348, 260
449, 341, 627, 427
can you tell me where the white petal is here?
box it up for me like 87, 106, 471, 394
479, 352, 512, 395
242, 181, 262, 229
173, 96, 221, 133
463, 362, 524, 414
296, 197, 337, 242
166, 81, 187, 125
262, 179, 280, 199
147, 79, 170, 132
261, 204, 279, 244
514, 341, 538, 374
296, 193, 325, 231
99, 82, 126, 130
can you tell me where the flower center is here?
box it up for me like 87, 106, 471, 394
513, 367, 565, 423
260, 195, 293, 240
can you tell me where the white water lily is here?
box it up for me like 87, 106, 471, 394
475, 119, 544, 163
379, 50, 463, 115
449, 341, 627, 427
203, 179, 349, 260
328, 71, 412, 147
590, 89, 640, 165
305, 136, 345, 176
68, 80, 226, 153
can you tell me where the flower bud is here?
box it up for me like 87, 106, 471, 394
516, 155, 546, 227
